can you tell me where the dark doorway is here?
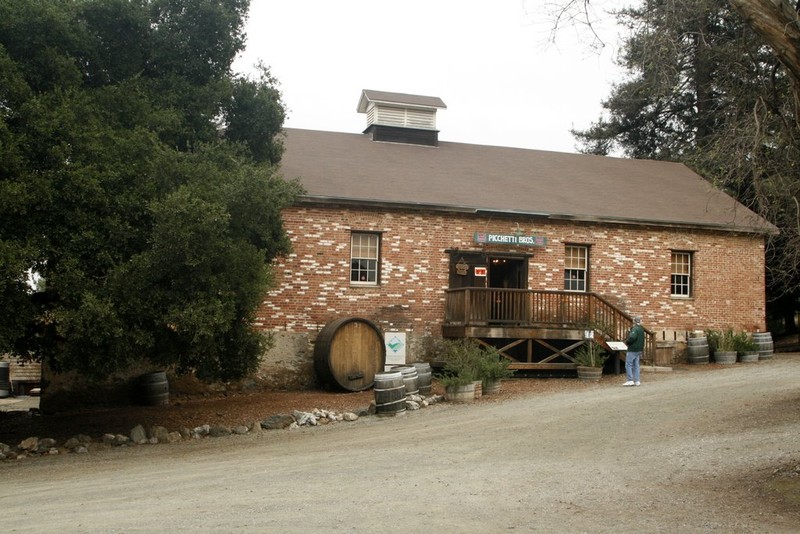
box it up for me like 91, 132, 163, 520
488, 257, 527, 289
488, 256, 528, 324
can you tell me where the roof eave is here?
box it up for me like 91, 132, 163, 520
544, 213, 778, 235
296, 195, 778, 235
298, 195, 484, 215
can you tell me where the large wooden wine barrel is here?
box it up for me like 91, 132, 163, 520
314, 318, 386, 391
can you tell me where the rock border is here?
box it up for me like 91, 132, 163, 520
0, 394, 444, 461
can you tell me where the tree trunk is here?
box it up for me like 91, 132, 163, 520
728, 0, 800, 86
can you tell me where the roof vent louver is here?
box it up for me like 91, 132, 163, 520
357, 89, 447, 147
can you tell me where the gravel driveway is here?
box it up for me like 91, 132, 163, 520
3, 354, 800, 533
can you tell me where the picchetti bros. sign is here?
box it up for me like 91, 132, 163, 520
473, 232, 547, 247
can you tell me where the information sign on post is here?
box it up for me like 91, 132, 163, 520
606, 341, 628, 375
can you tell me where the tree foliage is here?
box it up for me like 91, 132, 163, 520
0, 0, 302, 379
571, 0, 800, 331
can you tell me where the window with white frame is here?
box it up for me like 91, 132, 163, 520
671, 251, 692, 297
350, 232, 380, 284
564, 245, 588, 292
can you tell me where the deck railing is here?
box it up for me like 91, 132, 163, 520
444, 287, 655, 358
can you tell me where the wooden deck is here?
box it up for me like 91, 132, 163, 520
443, 288, 655, 370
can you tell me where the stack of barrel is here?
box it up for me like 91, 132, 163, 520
687, 333, 709, 364
753, 332, 774, 360
373, 362, 433, 416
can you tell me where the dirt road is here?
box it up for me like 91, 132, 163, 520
3, 355, 800, 532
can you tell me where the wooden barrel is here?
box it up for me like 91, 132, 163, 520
576, 366, 603, 381
139, 371, 169, 406
391, 365, 419, 397
314, 318, 386, 391
687, 336, 709, 364
444, 383, 475, 403
373, 371, 406, 416
739, 351, 759, 363
482, 379, 501, 395
412, 362, 432, 396
713, 351, 737, 365
0, 362, 10, 398
753, 332, 773, 360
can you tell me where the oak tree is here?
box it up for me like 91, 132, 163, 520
0, 0, 301, 379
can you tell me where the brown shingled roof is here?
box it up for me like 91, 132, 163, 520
279, 128, 776, 234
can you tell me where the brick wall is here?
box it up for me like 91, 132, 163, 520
255, 205, 766, 375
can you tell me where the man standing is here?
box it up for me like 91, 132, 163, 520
624, 316, 644, 386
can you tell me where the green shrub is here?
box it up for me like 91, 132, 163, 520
438, 372, 477, 388
439, 339, 514, 386
478, 348, 515, 383
574, 341, 609, 367
440, 339, 481, 383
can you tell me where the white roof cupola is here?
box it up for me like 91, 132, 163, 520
357, 89, 447, 146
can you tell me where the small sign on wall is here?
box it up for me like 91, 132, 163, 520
474, 266, 487, 277
385, 332, 406, 367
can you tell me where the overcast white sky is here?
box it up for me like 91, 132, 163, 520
233, 1, 625, 154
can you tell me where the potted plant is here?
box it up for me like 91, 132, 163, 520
712, 329, 737, 364
439, 339, 516, 399
705, 329, 722, 355
438, 372, 477, 402
574, 339, 609, 381
439, 339, 481, 402
733, 331, 759, 363
477, 346, 515, 395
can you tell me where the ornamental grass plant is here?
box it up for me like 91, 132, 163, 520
574, 340, 609, 368
732, 330, 758, 355
707, 328, 739, 353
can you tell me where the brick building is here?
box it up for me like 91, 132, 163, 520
256, 90, 777, 389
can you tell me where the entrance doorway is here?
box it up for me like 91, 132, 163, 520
488, 256, 528, 324
447, 252, 529, 290
488, 256, 527, 289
